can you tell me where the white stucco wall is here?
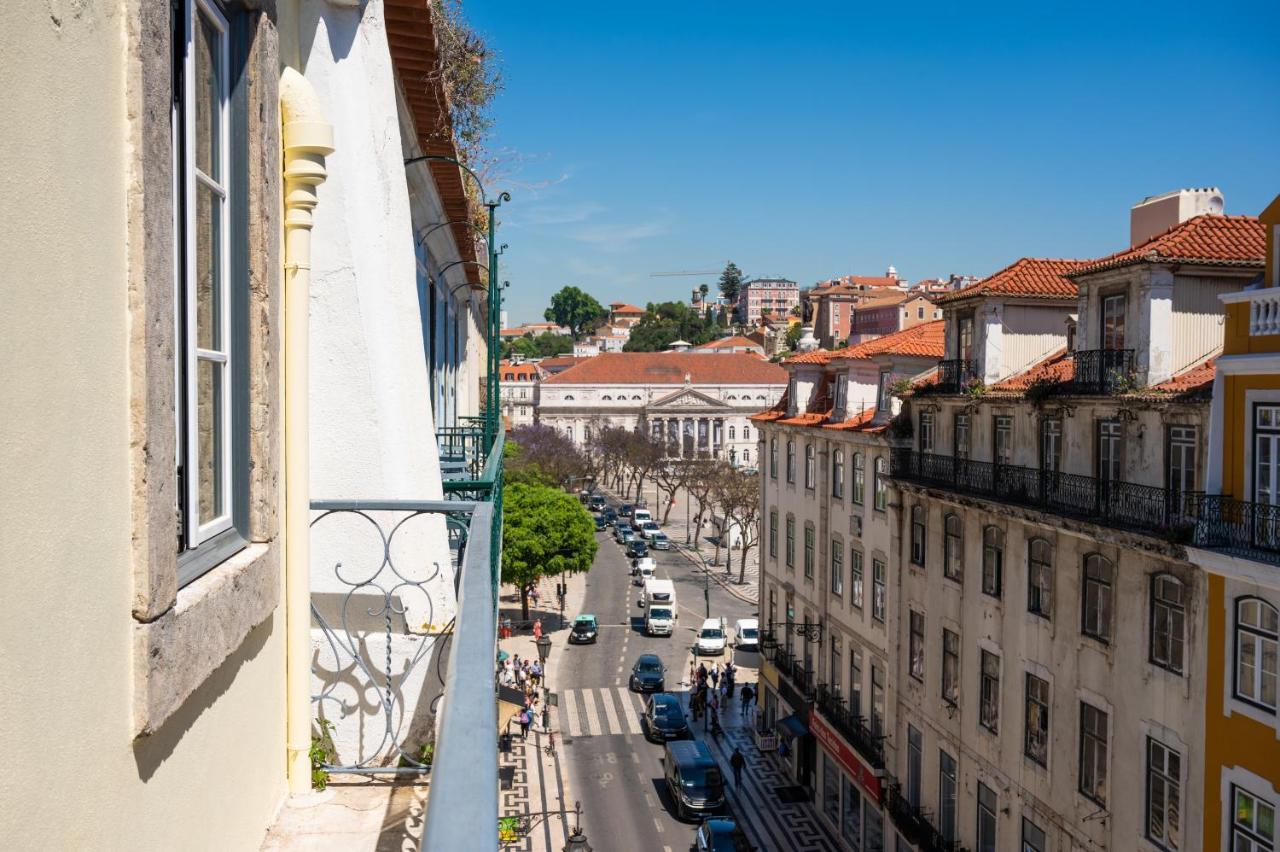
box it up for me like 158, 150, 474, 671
300, 0, 452, 766
1, 5, 286, 848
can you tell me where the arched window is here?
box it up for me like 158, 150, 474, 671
910, 505, 926, 566
982, 526, 1003, 597
742, 449, 750, 463
1150, 574, 1186, 674
729, 425, 736, 440
786, 440, 796, 484
770, 437, 778, 479
565, 395, 575, 401
1235, 597, 1278, 709
632, 395, 641, 400
602, 395, 612, 400
852, 453, 865, 506
804, 444, 816, 490
873, 457, 887, 511
832, 449, 845, 499
743, 426, 751, 440
1028, 538, 1053, 618
1082, 554, 1114, 643
944, 514, 963, 582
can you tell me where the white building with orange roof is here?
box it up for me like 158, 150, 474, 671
608, 301, 647, 328
693, 335, 767, 356
537, 352, 786, 464
751, 320, 945, 848
499, 359, 540, 429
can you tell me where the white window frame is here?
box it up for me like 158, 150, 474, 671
1145, 736, 1182, 851
1236, 596, 1279, 712
180, 0, 234, 550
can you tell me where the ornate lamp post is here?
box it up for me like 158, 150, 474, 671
535, 634, 552, 730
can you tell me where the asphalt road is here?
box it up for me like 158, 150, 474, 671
556, 502, 760, 852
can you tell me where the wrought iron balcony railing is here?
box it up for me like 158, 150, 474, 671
884, 782, 965, 852
934, 359, 978, 393
1071, 348, 1135, 394
890, 449, 1195, 539
814, 684, 884, 769
1190, 494, 1280, 565
765, 646, 817, 699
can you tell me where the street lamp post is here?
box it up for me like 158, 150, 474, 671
535, 634, 552, 730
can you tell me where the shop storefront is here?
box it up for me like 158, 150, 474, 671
812, 707, 888, 850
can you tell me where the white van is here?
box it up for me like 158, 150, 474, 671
733, 617, 759, 652
642, 579, 677, 636
631, 507, 652, 525
632, 558, 656, 586
695, 617, 727, 656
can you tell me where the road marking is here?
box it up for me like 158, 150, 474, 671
599, 686, 622, 734
562, 689, 582, 737
581, 688, 603, 736
614, 677, 621, 686
616, 664, 623, 674
654, 819, 665, 833
616, 687, 643, 734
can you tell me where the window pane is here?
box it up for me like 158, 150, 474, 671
196, 181, 222, 350
197, 358, 225, 521
194, 6, 221, 181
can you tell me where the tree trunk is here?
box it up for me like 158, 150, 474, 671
660, 486, 677, 525
712, 516, 722, 566
520, 586, 529, 621
739, 542, 750, 585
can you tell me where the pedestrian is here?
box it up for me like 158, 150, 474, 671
721, 680, 730, 703
518, 709, 531, 739
531, 659, 542, 687
710, 706, 722, 740
689, 661, 697, 688
533, 618, 542, 641
740, 684, 754, 718
697, 662, 707, 683
730, 748, 746, 788
710, 663, 720, 689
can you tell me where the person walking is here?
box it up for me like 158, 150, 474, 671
739, 684, 754, 718
710, 662, 720, 690
518, 709, 532, 739
532, 618, 542, 641
730, 748, 746, 788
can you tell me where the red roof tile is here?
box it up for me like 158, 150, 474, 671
499, 360, 539, 381
1151, 359, 1216, 395
785, 348, 836, 366
821, 407, 884, 432
695, 335, 764, 351
1071, 215, 1264, 276
832, 320, 946, 360
991, 348, 1074, 392
610, 302, 646, 314
543, 352, 787, 385
937, 258, 1085, 305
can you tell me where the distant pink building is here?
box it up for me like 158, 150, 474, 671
736, 278, 800, 325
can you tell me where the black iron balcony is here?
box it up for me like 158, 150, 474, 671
884, 783, 965, 852
890, 449, 1195, 539
766, 646, 817, 698
1191, 494, 1280, 565
1072, 348, 1135, 394
814, 684, 884, 769
934, 359, 979, 393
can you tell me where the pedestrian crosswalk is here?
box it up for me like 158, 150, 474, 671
559, 687, 652, 738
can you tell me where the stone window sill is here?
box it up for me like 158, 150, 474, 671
132, 541, 280, 737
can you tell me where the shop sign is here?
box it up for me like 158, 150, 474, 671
809, 708, 881, 801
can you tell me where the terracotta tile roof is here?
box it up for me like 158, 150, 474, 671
1150, 358, 1216, 396
936, 258, 1085, 305
543, 352, 787, 385
610, 302, 646, 314
832, 320, 946, 360
749, 390, 789, 422
1071, 215, 1264, 277
991, 348, 1074, 392
822, 407, 885, 432
785, 348, 836, 366
695, 335, 763, 350
778, 374, 833, 426
854, 292, 914, 310
538, 355, 589, 371
499, 361, 539, 381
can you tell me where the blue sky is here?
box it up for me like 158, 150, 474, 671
465, 1, 1280, 325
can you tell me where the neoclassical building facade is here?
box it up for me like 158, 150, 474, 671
537, 352, 786, 465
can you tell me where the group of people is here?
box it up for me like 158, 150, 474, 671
498, 652, 546, 739
687, 660, 755, 738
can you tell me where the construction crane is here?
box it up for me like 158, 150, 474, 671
648, 270, 720, 277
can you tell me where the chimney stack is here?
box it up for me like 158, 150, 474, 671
1130, 187, 1224, 247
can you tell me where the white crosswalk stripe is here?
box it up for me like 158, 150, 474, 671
598, 685, 622, 734
615, 687, 643, 734
563, 688, 582, 737
580, 688, 603, 736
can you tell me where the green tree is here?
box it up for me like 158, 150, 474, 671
501, 482, 598, 618
624, 301, 719, 352
501, 331, 573, 360
717, 261, 743, 302
698, 283, 709, 300
545, 286, 606, 341
784, 322, 803, 351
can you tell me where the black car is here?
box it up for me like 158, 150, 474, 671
588, 494, 606, 512
691, 818, 752, 851
629, 653, 666, 692
593, 514, 607, 531
602, 507, 618, 526
619, 503, 634, 518
626, 540, 649, 560
644, 693, 689, 741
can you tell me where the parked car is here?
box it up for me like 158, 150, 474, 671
649, 532, 671, 550
629, 653, 666, 692
613, 522, 633, 543
643, 693, 689, 742
593, 514, 607, 531
664, 740, 725, 821
695, 617, 727, 656
691, 817, 752, 851
626, 540, 649, 560
602, 507, 618, 526
569, 614, 599, 644
619, 503, 634, 519
588, 494, 606, 512
732, 618, 759, 652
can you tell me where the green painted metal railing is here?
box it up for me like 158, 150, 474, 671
439, 426, 504, 599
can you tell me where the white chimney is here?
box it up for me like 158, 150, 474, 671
1130, 187, 1224, 247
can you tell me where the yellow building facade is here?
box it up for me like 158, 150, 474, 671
1196, 194, 1280, 852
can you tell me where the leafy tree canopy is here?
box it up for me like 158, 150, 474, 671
501, 482, 597, 615
624, 301, 723, 352
544, 286, 606, 341
784, 322, 803, 351
717, 261, 743, 302
501, 331, 573, 361
504, 424, 590, 487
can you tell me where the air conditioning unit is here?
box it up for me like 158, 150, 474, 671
850, 513, 863, 538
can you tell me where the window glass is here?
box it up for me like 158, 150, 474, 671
850, 651, 863, 719
873, 457, 887, 511
851, 550, 864, 609
865, 802, 884, 852
877, 371, 893, 411
911, 506, 926, 567
1236, 597, 1279, 709
785, 516, 795, 569
1098, 420, 1122, 482
994, 415, 1013, 465
944, 514, 963, 582
955, 413, 970, 458
852, 452, 865, 505
786, 440, 796, 483
804, 524, 815, 578
1102, 293, 1126, 349
1151, 574, 1186, 674
1024, 673, 1049, 766
1146, 737, 1182, 850
980, 650, 1000, 732
842, 777, 863, 849
872, 559, 886, 623
1083, 554, 1114, 643
907, 725, 922, 806
768, 509, 778, 558
1028, 539, 1053, 619
770, 437, 778, 479
942, 629, 959, 705
909, 611, 925, 681
831, 539, 844, 596
1232, 786, 1276, 852
939, 751, 957, 843
977, 783, 997, 852
823, 754, 840, 822
1022, 818, 1047, 852
1079, 702, 1109, 804
1041, 418, 1062, 472
870, 663, 885, 736
919, 412, 935, 453
833, 449, 845, 498
805, 444, 816, 490
982, 526, 1003, 597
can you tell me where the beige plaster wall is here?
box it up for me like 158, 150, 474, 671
0, 4, 286, 848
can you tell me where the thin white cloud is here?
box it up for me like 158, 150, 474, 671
518, 201, 606, 226
567, 220, 668, 251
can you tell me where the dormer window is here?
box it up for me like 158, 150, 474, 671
877, 371, 893, 412
958, 313, 975, 361
834, 374, 848, 413
1102, 293, 1127, 349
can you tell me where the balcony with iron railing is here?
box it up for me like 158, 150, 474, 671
1071, 348, 1135, 394
763, 640, 816, 699
1189, 494, 1280, 566
933, 358, 979, 394
813, 684, 884, 770
889, 449, 1195, 540
883, 783, 965, 852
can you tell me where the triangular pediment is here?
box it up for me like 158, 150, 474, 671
647, 387, 732, 411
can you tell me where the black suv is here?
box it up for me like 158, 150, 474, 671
644, 694, 689, 742
629, 653, 666, 692
602, 507, 618, 526
626, 540, 649, 559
